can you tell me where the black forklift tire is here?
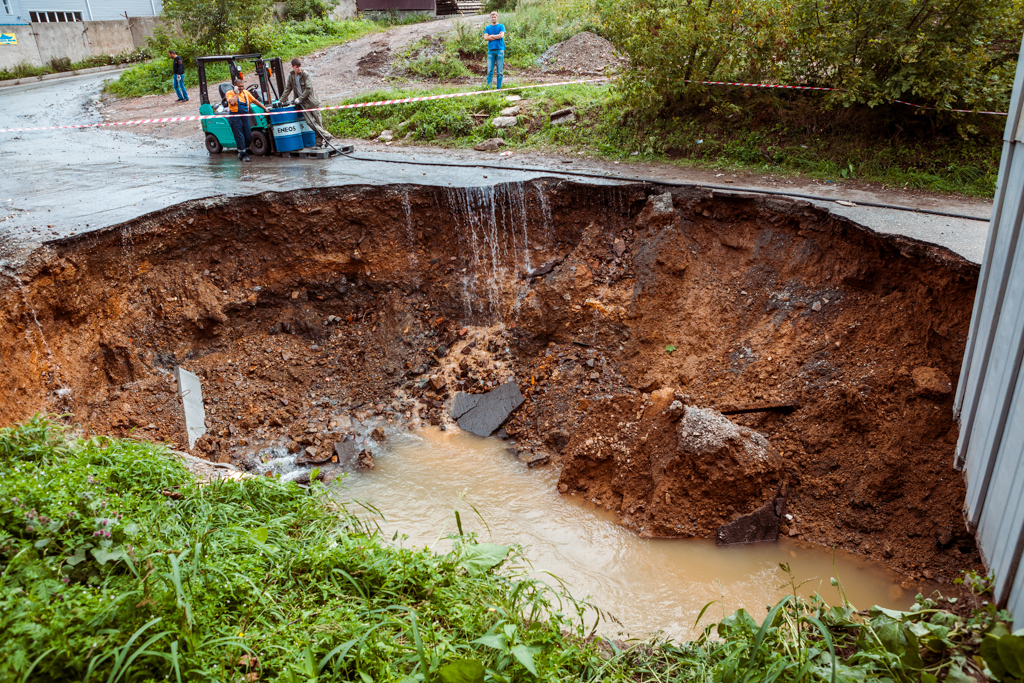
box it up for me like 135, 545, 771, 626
205, 133, 223, 154
251, 129, 271, 156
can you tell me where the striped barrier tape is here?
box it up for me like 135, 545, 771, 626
683, 79, 1009, 116
0, 74, 1007, 133
0, 78, 609, 133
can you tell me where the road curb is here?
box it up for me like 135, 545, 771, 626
0, 63, 130, 88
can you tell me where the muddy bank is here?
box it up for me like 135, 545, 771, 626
0, 179, 982, 582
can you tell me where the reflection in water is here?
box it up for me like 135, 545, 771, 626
332, 427, 921, 640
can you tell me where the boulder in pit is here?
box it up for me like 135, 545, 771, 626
450, 381, 525, 437
557, 395, 783, 538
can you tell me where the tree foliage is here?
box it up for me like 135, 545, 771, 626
598, 0, 1024, 119
160, 0, 275, 55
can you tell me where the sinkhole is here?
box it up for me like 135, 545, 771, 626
0, 179, 984, 625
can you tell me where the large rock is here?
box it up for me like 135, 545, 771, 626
637, 192, 677, 228
295, 445, 332, 466
333, 438, 358, 467
912, 367, 952, 398
557, 396, 783, 538
450, 381, 525, 437
474, 137, 507, 151
717, 495, 786, 545
491, 116, 518, 129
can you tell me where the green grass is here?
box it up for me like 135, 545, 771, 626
105, 16, 428, 98
0, 416, 1015, 682
327, 79, 1001, 197
0, 48, 149, 82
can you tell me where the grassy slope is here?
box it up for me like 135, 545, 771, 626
105, 18, 425, 99
0, 417, 1012, 682
323, 0, 1001, 198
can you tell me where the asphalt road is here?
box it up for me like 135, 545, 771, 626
0, 71, 994, 273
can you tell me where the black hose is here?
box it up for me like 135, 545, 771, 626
341, 152, 991, 223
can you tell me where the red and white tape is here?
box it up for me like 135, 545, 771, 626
0, 78, 608, 133
684, 79, 1009, 116
0, 74, 1006, 133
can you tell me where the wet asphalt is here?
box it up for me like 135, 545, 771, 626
0, 71, 994, 272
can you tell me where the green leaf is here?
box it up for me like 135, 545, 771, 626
874, 620, 923, 670
471, 634, 507, 651
437, 658, 486, 683
980, 635, 1007, 680
66, 545, 89, 566
665, 344, 677, 354
123, 522, 139, 535
459, 543, 509, 576
251, 527, 269, 544
91, 547, 124, 565
944, 665, 973, 683
997, 634, 1024, 679
510, 644, 539, 676
33, 538, 50, 549
868, 606, 913, 621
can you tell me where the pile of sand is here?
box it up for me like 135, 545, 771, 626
537, 31, 624, 75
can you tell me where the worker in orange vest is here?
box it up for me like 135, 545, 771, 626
226, 77, 259, 162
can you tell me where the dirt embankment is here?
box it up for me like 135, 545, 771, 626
0, 180, 981, 583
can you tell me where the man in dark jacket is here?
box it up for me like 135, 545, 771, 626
170, 50, 188, 102
280, 58, 333, 148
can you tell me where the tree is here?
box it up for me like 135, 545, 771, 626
161, 0, 275, 55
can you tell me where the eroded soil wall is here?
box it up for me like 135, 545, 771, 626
0, 180, 982, 582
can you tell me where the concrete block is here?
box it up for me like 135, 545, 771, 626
450, 380, 525, 437
175, 367, 207, 449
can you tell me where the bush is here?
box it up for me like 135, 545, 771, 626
599, 0, 1024, 120
284, 0, 332, 19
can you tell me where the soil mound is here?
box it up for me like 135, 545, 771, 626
537, 31, 623, 75
559, 392, 784, 537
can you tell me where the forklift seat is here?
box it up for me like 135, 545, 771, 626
217, 83, 232, 109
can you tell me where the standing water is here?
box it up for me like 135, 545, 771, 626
331, 427, 929, 641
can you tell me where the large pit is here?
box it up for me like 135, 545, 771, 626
0, 179, 982, 588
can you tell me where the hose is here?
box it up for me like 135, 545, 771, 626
341, 152, 990, 223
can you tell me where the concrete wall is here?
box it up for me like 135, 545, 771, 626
330, 0, 359, 19
0, 15, 160, 69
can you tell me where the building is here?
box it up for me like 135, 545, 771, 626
2, 0, 162, 24
0, 0, 162, 71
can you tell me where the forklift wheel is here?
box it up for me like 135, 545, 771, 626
251, 130, 271, 156
205, 133, 223, 155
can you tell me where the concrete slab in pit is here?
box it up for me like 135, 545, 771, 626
175, 366, 207, 450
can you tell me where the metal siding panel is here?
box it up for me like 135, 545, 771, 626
1010, 559, 1024, 622
961, 157, 1024, 521
975, 376, 1024, 600
957, 34, 1024, 460
357, 0, 433, 9
85, 0, 157, 18
21, 0, 89, 12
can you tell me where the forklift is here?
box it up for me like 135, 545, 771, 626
195, 53, 348, 158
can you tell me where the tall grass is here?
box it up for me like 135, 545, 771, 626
0, 416, 1011, 681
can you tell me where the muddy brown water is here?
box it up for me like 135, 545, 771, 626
329, 426, 929, 640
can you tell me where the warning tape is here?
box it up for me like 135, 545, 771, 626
0, 78, 609, 133
0, 74, 1006, 133
683, 79, 1009, 116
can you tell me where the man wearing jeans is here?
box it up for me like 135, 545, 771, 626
170, 50, 188, 102
484, 12, 505, 90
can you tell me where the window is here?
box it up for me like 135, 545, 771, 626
29, 11, 83, 21
2, 0, 12, 15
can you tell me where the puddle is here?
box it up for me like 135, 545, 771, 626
330, 426, 928, 640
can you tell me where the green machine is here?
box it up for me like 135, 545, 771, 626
196, 53, 285, 156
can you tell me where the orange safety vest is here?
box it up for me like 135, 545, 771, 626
226, 88, 259, 113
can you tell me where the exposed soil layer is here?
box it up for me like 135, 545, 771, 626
0, 180, 982, 583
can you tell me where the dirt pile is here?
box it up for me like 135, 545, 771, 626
537, 31, 624, 75
558, 391, 784, 537
0, 179, 982, 583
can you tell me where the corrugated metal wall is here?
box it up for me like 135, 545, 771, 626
16, 0, 161, 21
954, 34, 1024, 620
